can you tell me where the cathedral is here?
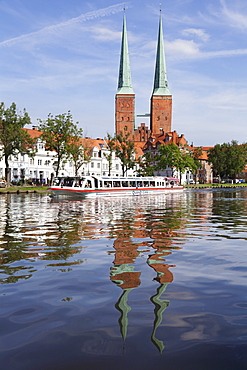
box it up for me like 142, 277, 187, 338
115, 11, 182, 146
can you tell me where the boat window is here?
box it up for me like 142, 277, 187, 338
53, 178, 61, 186
129, 181, 136, 187
150, 181, 155, 187
104, 181, 112, 187
63, 178, 74, 187
85, 180, 92, 188
113, 181, 121, 187
136, 181, 143, 187
144, 181, 149, 187
122, 181, 128, 187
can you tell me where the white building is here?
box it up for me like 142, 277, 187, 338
0, 128, 139, 184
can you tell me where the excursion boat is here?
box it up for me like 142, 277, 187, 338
49, 175, 184, 198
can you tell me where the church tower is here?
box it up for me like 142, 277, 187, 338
150, 12, 172, 135
115, 12, 135, 137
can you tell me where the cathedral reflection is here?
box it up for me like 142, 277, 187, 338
110, 237, 141, 340
110, 228, 181, 352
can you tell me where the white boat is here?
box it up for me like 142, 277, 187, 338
49, 175, 184, 198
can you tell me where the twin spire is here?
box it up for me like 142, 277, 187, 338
117, 11, 170, 96
117, 13, 134, 94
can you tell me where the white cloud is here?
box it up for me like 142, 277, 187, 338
166, 39, 201, 58
165, 38, 247, 61
89, 26, 121, 42
182, 28, 210, 42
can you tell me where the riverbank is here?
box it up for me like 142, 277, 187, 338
185, 183, 247, 189
0, 186, 50, 194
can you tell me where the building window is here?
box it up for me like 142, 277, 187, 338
116, 164, 119, 170
97, 163, 100, 169
93, 152, 97, 158
91, 162, 94, 168
38, 160, 42, 165
30, 158, 34, 165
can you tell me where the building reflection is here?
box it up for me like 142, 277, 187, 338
110, 237, 141, 340
109, 198, 184, 353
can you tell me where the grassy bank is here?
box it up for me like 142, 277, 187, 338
0, 185, 50, 193
185, 183, 247, 189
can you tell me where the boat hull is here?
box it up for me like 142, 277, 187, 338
49, 186, 184, 198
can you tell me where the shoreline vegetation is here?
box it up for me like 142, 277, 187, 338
0, 183, 247, 194
0, 186, 50, 194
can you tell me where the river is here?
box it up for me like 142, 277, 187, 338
0, 189, 247, 370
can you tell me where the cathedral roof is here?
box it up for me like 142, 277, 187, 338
152, 13, 171, 96
116, 12, 134, 95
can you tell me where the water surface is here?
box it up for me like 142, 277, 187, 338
0, 189, 247, 369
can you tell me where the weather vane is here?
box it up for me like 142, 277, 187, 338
159, 3, 162, 12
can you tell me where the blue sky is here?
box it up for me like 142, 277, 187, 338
0, 0, 247, 147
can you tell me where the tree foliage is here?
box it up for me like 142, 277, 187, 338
0, 102, 35, 182
114, 132, 136, 176
156, 143, 198, 181
137, 151, 156, 176
67, 136, 92, 176
104, 133, 116, 176
207, 140, 247, 180
38, 111, 83, 176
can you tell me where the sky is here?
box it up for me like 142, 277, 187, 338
0, 0, 247, 147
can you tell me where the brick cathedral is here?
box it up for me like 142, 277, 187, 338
115, 12, 175, 144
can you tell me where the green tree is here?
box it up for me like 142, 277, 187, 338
190, 146, 203, 183
207, 143, 228, 181
207, 141, 247, 181
177, 151, 198, 183
67, 136, 92, 176
0, 102, 35, 183
226, 141, 247, 180
137, 151, 156, 176
114, 132, 136, 176
156, 143, 198, 182
38, 111, 83, 177
156, 143, 181, 176
104, 133, 116, 176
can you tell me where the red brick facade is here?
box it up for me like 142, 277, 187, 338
115, 94, 135, 137
150, 95, 172, 135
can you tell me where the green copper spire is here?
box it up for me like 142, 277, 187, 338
153, 13, 170, 96
117, 12, 134, 94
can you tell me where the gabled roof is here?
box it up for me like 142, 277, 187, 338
23, 127, 42, 139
